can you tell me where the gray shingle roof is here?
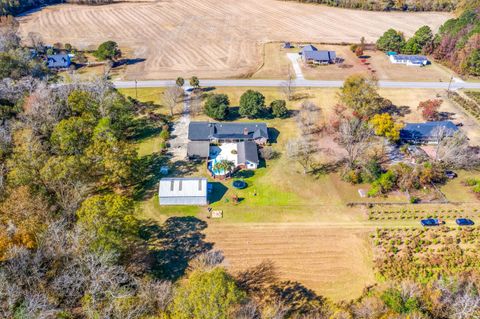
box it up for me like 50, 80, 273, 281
187, 141, 210, 158
301, 44, 318, 54
400, 121, 459, 141
188, 122, 268, 141
237, 141, 259, 164
46, 54, 71, 68
303, 50, 336, 62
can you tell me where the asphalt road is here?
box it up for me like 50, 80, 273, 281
113, 79, 480, 90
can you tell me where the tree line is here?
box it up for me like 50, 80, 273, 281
287, 0, 458, 12
375, 1, 480, 76
0, 0, 114, 16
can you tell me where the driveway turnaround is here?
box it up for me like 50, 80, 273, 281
114, 79, 480, 90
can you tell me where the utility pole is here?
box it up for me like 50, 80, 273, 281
447, 75, 453, 98
135, 79, 138, 99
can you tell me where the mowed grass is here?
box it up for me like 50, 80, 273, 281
127, 86, 480, 301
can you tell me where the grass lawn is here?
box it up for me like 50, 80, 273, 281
124, 85, 480, 301
257, 42, 455, 82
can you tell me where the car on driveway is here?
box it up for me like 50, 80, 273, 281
456, 218, 474, 226
421, 218, 441, 227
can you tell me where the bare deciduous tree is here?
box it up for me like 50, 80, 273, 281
432, 126, 479, 169
336, 118, 374, 169
163, 86, 184, 116
281, 68, 295, 101
296, 100, 324, 136
287, 137, 318, 174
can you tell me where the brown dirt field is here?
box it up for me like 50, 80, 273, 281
204, 223, 375, 301
18, 0, 450, 80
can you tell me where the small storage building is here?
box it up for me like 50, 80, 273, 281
159, 178, 208, 206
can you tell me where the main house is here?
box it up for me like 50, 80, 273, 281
46, 54, 71, 68
400, 121, 459, 144
389, 54, 429, 67
158, 177, 208, 206
187, 122, 268, 174
300, 44, 336, 64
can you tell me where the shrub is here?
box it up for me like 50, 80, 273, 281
93, 41, 121, 61
204, 94, 230, 120
239, 90, 266, 118
270, 99, 288, 118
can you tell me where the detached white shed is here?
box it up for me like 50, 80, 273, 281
159, 178, 208, 206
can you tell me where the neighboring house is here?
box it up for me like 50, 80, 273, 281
46, 54, 71, 68
389, 54, 429, 66
299, 44, 336, 64
188, 122, 269, 145
158, 177, 208, 206
400, 121, 459, 144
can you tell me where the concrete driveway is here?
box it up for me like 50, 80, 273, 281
287, 53, 304, 80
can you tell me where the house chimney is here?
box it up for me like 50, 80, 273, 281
243, 128, 249, 136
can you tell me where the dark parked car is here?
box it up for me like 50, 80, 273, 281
456, 218, 474, 226
421, 218, 440, 227
445, 170, 458, 179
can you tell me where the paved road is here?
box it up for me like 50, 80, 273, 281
114, 79, 480, 90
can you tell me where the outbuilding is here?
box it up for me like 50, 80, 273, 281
159, 178, 208, 206
389, 54, 429, 66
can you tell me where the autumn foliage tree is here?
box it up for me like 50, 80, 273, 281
370, 113, 402, 142
418, 99, 442, 121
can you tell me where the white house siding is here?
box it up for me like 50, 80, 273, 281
159, 196, 207, 206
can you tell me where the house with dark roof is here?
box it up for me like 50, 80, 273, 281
299, 45, 336, 64
389, 54, 429, 66
187, 122, 267, 174
400, 121, 459, 144
46, 54, 71, 68
188, 122, 269, 144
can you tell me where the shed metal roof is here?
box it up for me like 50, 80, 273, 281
159, 178, 207, 198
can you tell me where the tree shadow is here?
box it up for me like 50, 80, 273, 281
171, 159, 202, 177
208, 182, 229, 204
141, 217, 213, 280
310, 161, 342, 178
224, 106, 242, 121
383, 104, 411, 117
114, 58, 146, 67
233, 170, 255, 179
268, 281, 329, 317
438, 111, 456, 121
129, 116, 165, 141
133, 152, 170, 200
268, 128, 280, 144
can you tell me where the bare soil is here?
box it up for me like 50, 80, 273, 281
204, 223, 375, 301
18, 0, 450, 80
